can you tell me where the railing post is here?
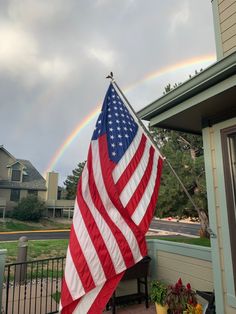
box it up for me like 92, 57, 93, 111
15, 236, 28, 284
0, 249, 7, 312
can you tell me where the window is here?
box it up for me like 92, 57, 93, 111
221, 126, 236, 290
10, 189, 20, 202
28, 190, 38, 197
11, 170, 21, 181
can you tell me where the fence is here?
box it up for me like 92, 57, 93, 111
2, 256, 65, 314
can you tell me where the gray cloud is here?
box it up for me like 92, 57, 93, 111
0, 0, 216, 184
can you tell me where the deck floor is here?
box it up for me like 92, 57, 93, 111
104, 303, 156, 313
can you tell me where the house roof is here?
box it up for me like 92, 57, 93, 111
0, 159, 46, 191
138, 52, 236, 134
7, 160, 26, 169
0, 145, 16, 161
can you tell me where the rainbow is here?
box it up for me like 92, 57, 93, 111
43, 104, 101, 177
44, 53, 216, 175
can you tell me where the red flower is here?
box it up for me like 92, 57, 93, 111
177, 278, 182, 286
186, 283, 191, 290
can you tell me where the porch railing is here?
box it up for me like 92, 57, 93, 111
2, 256, 65, 314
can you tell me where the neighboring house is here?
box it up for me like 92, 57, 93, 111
0, 145, 47, 210
0, 145, 74, 218
138, 1, 236, 313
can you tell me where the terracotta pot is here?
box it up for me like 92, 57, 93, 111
155, 303, 168, 314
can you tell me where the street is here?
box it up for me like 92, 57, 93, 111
0, 219, 200, 241
150, 219, 200, 236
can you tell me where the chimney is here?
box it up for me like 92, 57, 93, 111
46, 172, 59, 200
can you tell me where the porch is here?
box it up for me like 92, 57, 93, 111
0, 239, 213, 314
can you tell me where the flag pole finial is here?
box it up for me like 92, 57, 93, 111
106, 72, 114, 82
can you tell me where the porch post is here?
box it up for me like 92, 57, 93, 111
15, 236, 28, 284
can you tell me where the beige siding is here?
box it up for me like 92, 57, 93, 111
219, 2, 236, 22
38, 190, 46, 200
221, 13, 236, 33
46, 199, 74, 208
223, 34, 236, 52
156, 251, 213, 292
0, 189, 10, 202
20, 190, 27, 199
0, 150, 14, 180
222, 23, 236, 42
219, 0, 236, 12
225, 44, 236, 55
217, 0, 236, 56
19, 190, 46, 201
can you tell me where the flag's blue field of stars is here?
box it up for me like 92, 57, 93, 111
92, 84, 138, 163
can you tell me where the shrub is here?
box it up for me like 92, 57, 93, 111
12, 195, 46, 221
150, 280, 168, 306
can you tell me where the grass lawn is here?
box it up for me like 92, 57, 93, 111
0, 218, 71, 232
1, 239, 69, 264
148, 236, 211, 247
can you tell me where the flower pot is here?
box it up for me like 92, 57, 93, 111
155, 303, 168, 314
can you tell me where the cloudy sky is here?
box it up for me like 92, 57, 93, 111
0, 0, 216, 184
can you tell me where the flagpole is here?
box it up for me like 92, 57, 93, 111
107, 74, 201, 217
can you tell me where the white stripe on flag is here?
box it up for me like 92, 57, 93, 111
64, 247, 85, 299
131, 151, 159, 225
81, 165, 126, 274
73, 283, 104, 314
112, 129, 143, 183
119, 140, 151, 207
73, 200, 106, 285
91, 140, 142, 264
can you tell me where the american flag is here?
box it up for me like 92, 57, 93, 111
60, 83, 163, 314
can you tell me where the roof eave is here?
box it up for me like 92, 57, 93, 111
138, 52, 236, 121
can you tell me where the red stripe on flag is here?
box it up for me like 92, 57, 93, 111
115, 134, 146, 192
86, 146, 135, 269
124, 146, 155, 216
60, 278, 80, 313
76, 178, 117, 279
87, 272, 125, 314
98, 135, 147, 260
138, 157, 163, 233
69, 224, 96, 292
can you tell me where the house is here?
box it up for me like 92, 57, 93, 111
0, 145, 47, 211
0, 145, 74, 218
138, 1, 236, 313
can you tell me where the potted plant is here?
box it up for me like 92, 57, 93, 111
166, 278, 202, 314
150, 280, 168, 314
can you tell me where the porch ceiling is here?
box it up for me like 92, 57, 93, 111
150, 84, 236, 134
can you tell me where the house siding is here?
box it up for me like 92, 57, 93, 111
0, 189, 10, 202
147, 240, 213, 293
38, 190, 46, 200
20, 190, 27, 199
0, 150, 14, 180
205, 118, 236, 313
155, 251, 213, 291
218, 0, 236, 56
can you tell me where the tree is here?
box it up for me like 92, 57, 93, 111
12, 195, 46, 221
64, 161, 86, 199
150, 126, 210, 238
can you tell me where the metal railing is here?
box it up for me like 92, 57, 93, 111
2, 256, 65, 314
